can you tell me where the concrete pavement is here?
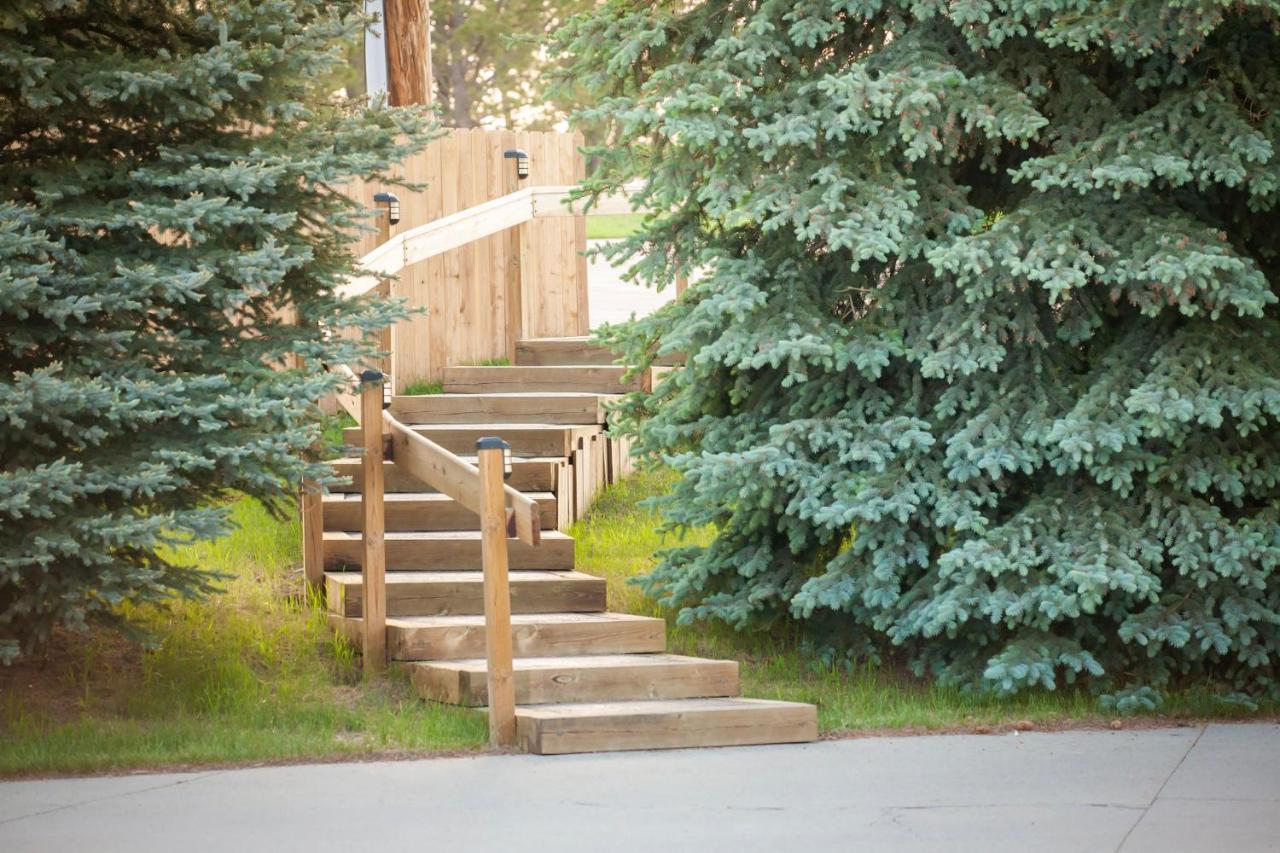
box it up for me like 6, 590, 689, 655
2, 723, 1276, 852
587, 239, 674, 328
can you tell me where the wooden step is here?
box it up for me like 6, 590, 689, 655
515, 337, 684, 367
327, 456, 560, 493
329, 612, 666, 660
515, 337, 621, 366
390, 392, 613, 425
407, 654, 739, 706
343, 423, 600, 458
324, 570, 605, 618
323, 530, 575, 571
442, 365, 649, 395
322, 491, 556, 532
515, 697, 819, 755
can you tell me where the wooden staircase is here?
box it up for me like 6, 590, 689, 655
323, 337, 817, 754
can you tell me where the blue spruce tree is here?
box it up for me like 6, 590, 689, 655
557, 2, 1280, 707
0, 1, 433, 660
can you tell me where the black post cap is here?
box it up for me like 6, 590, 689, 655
475, 436, 510, 451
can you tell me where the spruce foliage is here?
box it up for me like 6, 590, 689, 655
557, 2, 1280, 706
0, 1, 434, 660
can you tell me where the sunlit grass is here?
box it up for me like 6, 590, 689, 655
586, 213, 645, 240
0, 498, 485, 777
570, 469, 1279, 733
400, 380, 444, 396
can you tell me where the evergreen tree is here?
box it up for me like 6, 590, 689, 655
557, 1, 1280, 707
0, 0, 433, 660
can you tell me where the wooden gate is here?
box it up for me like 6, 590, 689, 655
342, 128, 588, 392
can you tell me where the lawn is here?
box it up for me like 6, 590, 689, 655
585, 213, 645, 240
3, 469, 1273, 777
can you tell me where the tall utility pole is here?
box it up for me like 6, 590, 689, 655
382, 0, 433, 106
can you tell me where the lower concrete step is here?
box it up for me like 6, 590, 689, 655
514, 697, 819, 755
327, 456, 561, 494
389, 392, 614, 425
330, 612, 666, 661
442, 365, 649, 395
343, 423, 600, 458
323, 530, 575, 571
322, 491, 556, 532
407, 653, 739, 707
324, 570, 606, 618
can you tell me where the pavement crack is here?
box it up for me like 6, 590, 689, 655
1114, 723, 1206, 852
0, 772, 217, 827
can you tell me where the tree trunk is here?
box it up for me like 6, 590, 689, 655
383, 0, 433, 106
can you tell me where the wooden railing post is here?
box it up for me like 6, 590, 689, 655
300, 482, 325, 592
360, 370, 388, 673
477, 437, 517, 748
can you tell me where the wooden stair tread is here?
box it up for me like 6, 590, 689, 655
407, 653, 739, 707
323, 529, 575, 571
327, 456, 561, 493
329, 611, 666, 660
321, 490, 557, 532
342, 423, 601, 457
513, 697, 819, 755
515, 337, 683, 368
390, 392, 616, 425
323, 569, 605, 617
442, 365, 649, 395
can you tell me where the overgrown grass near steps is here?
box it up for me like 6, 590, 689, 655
3, 470, 1273, 777
569, 470, 1279, 733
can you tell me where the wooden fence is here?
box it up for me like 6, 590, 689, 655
340, 128, 588, 392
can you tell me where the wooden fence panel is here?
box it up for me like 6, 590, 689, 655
338, 128, 586, 391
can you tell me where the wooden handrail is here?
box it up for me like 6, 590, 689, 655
326, 178, 644, 734
337, 182, 643, 300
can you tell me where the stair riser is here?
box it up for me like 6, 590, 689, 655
372, 619, 665, 661
324, 536, 575, 571
518, 705, 819, 755
411, 661, 740, 706
327, 458, 558, 493
443, 366, 647, 395
342, 425, 598, 458
326, 576, 606, 618
390, 395, 610, 425
515, 342, 621, 366
323, 496, 557, 532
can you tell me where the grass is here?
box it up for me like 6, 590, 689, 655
570, 470, 1280, 734
0, 498, 486, 777
585, 213, 645, 240
4, 469, 1273, 777
401, 379, 443, 396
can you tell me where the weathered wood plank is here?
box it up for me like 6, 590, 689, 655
324, 569, 605, 618
323, 529, 573, 571
322, 491, 557, 532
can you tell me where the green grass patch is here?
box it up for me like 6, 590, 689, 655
472, 357, 510, 367
586, 213, 645, 240
401, 379, 444, 396
0, 498, 485, 777
6, 466, 1272, 777
570, 470, 1279, 733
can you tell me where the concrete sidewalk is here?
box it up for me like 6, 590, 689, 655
2, 723, 1276, 852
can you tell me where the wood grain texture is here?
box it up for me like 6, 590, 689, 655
360, 381, 388, 671
301, 485, 325, 590
407, 654, 739, 707
478, 446, 517, 746
516, 698, 819, 755
324, 569, 605, 618
327, 455, 560, 494
346, 423, 600, 458
442, 365, 646, 395
326, 612, 667, 661
390, 392, 611, 425
322, 491, 557, 532
323, 529, 574, 571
